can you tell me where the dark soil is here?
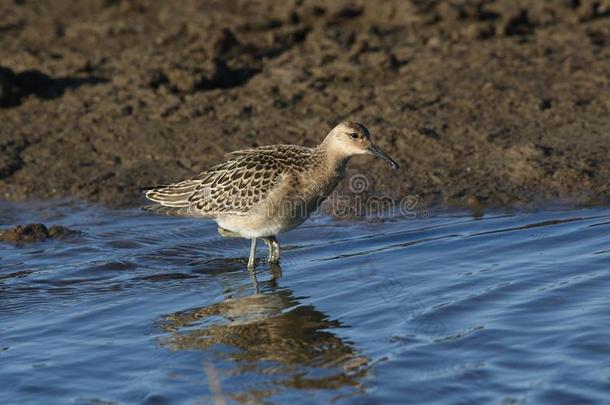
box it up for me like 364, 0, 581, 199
0, 0, 609, 211
0, 223, 79, 243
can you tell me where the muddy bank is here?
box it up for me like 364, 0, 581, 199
0, 0, 609, 211
0, 223, 79, 243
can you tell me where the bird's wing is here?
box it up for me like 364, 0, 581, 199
142, 145, 313, 217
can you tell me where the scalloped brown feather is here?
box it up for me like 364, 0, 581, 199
143, 145, 315, 217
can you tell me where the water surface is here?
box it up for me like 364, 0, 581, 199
1, 201, 610, 404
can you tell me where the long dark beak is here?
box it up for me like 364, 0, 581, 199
368, 143, 400, 169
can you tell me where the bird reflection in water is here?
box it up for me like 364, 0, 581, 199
157, 265, 370, 403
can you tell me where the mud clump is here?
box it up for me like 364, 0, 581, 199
0, 0, 608, 210
0, 224, 80, 244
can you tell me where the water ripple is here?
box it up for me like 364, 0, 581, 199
1, 202, 610, 404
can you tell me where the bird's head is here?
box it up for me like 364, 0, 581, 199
323, 121, 399, 169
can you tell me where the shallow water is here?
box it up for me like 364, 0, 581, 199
1, 201, 610, 404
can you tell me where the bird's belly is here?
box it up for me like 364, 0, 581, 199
214, 172, 340, 238
215, 212, 307, 238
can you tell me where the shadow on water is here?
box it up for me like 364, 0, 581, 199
157, 264, 370, 403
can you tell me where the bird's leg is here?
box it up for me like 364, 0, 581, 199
270, 237, 281, 263
262, 236, 280, 264
248, 238, 257, 269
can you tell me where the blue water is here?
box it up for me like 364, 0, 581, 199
1, 201, 609, 404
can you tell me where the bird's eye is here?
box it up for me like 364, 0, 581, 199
349, 132, 359, 139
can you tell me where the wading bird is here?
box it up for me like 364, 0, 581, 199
142, 122, 399, 268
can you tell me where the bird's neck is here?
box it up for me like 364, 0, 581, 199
311, 144, 350, 181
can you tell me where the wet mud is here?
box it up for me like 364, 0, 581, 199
0, 0, 609, 210
0, 223, 79, 243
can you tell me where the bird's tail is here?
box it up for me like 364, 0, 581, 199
141, 180, 199, 207
141, 180, 205, 217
